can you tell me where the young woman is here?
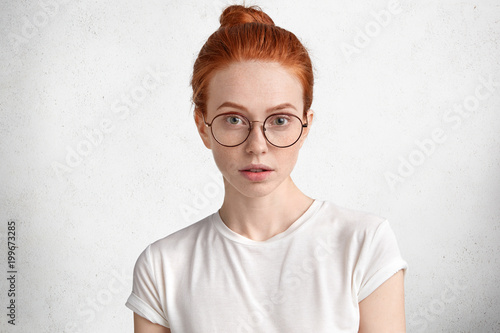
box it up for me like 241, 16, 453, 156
126, 5, 407, 333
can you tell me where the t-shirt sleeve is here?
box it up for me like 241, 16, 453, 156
355, 219, 408, 302
125, 244, 170, 328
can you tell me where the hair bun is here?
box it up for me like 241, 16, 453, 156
219, 5, 275, 28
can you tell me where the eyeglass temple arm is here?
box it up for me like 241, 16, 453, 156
201, 113, 211, 127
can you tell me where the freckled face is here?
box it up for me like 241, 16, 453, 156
196, 61, 312, 198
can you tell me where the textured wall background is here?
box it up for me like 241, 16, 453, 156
0, 0, 499, 332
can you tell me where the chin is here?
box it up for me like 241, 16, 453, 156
240, 187, 277, 199
223, 175, 287, 199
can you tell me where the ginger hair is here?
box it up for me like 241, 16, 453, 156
191, 5, 314, 117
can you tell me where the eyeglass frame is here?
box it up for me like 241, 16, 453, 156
202, 111, 309, 148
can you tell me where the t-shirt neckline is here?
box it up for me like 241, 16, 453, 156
210, 199, 324, 246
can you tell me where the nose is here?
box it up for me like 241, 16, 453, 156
245, 121, 268, 154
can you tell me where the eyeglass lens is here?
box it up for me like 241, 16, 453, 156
210, 113, 304, 147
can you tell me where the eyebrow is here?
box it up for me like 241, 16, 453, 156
216, 101, 297, 113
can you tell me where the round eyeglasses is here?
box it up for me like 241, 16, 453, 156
202, 112, 308, 148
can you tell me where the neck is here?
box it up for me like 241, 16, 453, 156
218, 176, 314, 241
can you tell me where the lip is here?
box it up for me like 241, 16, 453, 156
239, 164, 274, 172
238, 164, 274, 182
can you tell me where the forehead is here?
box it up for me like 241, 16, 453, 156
206, 61, 303, 115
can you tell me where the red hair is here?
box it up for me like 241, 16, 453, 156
191, 5, 314, 117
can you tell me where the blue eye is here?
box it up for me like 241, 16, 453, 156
226, 116, 242, 125
274, 117, 288, 125
223, 114, 249, 126
268, 115, 290, 126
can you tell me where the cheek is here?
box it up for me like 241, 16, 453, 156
276, 148, 300, 171
211, 146, 236, 172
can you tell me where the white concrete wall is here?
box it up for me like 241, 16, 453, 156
0, 0, 499, 332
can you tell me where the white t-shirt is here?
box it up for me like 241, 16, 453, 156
125, 199, 408, 332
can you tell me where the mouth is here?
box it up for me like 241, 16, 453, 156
239, 164, 274, 172
239, 164, 274, 181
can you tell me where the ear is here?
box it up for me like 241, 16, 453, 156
297, 109, 314, 148
194, 109, 212, 149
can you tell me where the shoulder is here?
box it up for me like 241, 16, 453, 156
318, 201, 407, 295
318, 200, 388, 235
312, 200, 402, 257
131, 214, 215, 275
146, 213, 215, 257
